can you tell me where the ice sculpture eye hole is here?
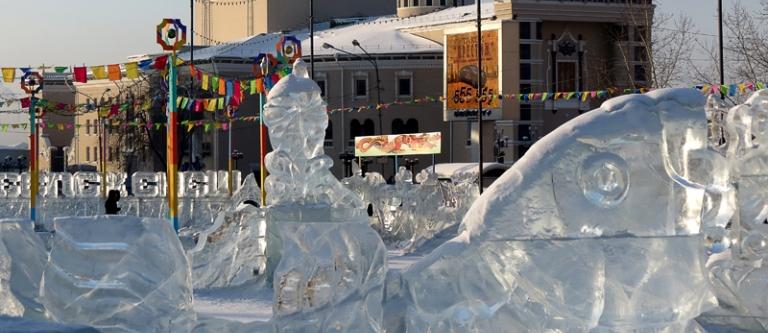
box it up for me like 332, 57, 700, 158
579, 153, 630, 208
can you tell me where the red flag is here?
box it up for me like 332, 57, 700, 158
234, 80, 242, 101
74, 67, 87, 83
153, 55, 169, 70
20, 98, 30, 108
194, 100, 202, 113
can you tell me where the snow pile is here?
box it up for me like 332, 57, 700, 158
385, 88, 721, 332
40, 216, 195, 332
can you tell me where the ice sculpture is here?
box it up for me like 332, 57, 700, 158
40, 216, 195, 332
385, 89, 721, 332
700, 89, 768, 331
0, 237, 24, 317
0, 219, 47, 319
268, 207, 387, 333
262, 59, 363, 209
263, 59, 387, 332
187, 204, 267, 289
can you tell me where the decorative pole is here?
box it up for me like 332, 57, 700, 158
476, 0, 484, 194
259, 57, 269, 206
157, 18, 187, 231
227, 107, 234, 197
20, 71, 43, 223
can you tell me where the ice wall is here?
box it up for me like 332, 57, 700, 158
0, 219, 47, 319
387, 88, 721, 332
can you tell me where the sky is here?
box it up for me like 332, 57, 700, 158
0, 0, 763, 69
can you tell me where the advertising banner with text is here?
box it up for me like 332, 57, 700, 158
354, 132, 442, 157
444, 29, 502, 121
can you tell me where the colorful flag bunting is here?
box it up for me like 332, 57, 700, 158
91, 65, 107, 80
125, 62, 139, 79
1, 68, 14, 83
73, 67, 88, 83
108, 64, 122, 81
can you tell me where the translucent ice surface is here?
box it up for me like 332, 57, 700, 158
263, 59, 363, 209
40, 216, 195, 332
386, 89, 720, 332
268, 207, 387, 333
0, 219, 47, 319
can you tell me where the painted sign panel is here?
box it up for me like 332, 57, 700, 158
444, 30, 501, 121
354, 132, 442, 157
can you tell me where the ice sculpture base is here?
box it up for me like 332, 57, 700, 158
266, 205, 387, 333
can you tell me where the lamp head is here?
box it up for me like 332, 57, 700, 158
322, 43, 333, 49
352, 39, 360, 47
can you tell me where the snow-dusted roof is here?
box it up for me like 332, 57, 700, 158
179, 4, 495, 61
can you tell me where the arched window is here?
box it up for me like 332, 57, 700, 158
350, 119, 362, 138
325, 120, 333, 147
405, 118, 419, 134
392, 119, 405, 134
363, 119, 375, 136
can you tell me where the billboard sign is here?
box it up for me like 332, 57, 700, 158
444, 30, 502, 121
354, 132, 442, 157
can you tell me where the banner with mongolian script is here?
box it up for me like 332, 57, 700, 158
354, 132, 442, 157
444, 30, 501, 121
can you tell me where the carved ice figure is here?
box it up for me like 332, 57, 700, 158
40, 216, 195, 332
388, 89, 721, 332
702, 89, 768, 330
263, 59, 363, 209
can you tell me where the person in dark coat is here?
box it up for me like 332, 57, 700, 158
105, 190, 121, 215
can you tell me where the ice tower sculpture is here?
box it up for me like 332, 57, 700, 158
262, 59, 363, 209
385, 88, 724, 332
263, 59, 387, 333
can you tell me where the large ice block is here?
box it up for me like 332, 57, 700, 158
0, 219, 47, 319
0, 236, 23, 317
387, 89, 720, 332
267, 207, 387, 333
40, 216, 195, 332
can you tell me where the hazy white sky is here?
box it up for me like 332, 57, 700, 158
0, 0, 762, 68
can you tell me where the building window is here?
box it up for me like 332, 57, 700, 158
634, 64, 647, 82
325, 120, 333, 148
426, 0, 432, 5
520, 22, 531, 40
610, 25, 629, 42
520, 104, 532, 121
557, 62, 577, 92
520, 83, 532, 94
396, 72, 413, 98
405, 118, 418, 133
86, 119, 91, 135
440, 0, 446, 5
520, 44, 531, 60
363, 119, 375, 136
411, 0, 417, 6
392, 119, 406, 134
86, 147, 90, 162
95, 146, 99, 162
634, 46, 647, 62
402, 0, 408, 7
316, 78, 327, 98
536, 22, 543, 40
354, 75, 369, 99
520, 63, 531, 81
635, 26, 647, 42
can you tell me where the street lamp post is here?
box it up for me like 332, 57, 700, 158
322, 42, 382, 135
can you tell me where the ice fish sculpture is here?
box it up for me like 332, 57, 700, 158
388, 88, 724, 332
263, 59, 363, 209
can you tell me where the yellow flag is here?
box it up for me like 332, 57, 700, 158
206, 98, 216, 112
91, 66, 107, 80
125, 62, 139, 79
1, 68, 15, 83
202, 74, 209, 91
217, 97, 224, 110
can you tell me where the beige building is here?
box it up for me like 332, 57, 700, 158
194, 0, 396, 45
183, 0, 652, 180
43, 74, 155, 174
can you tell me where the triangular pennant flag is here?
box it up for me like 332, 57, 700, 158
1, 68, 15, 83
218, 78, 226, 96
225, 80, 233, 98
138, 59, 153, 70
729, 84, 737, 97
204, 123, 212, 132
74, 67, 87, 83
541, 92, 549, 101
125, 62, 139, 79
581, 92, 589, 102
217, 97, 225, 110
738, 83, 746, 94
757, 82, 766, 90
211, 76, 219, 93
194, 100, 202, 113
108, 64, 122, 81
202, 74, 209, 91
187, 123, 195, 132
700, 84, 710, 94
206, 99, 216, 112
566, 92, 576, 100
19, 67, 31, 74
54, 66, 68, 73
153, 55, 169, 70
91, 65, 107, 80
